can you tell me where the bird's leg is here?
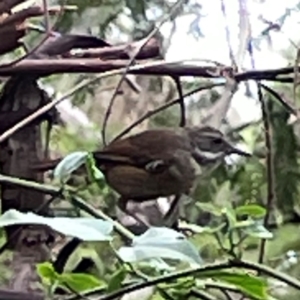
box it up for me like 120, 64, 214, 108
162, 195, 181, 229
117, 197, 151, 228
163, 196, 195, 237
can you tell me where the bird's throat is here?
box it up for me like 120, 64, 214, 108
192, 147, 225, 165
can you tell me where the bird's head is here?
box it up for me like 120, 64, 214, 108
186, 126, 251, 165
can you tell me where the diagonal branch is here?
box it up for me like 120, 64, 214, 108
101, 0, 186, 145
112, 82, 223, 142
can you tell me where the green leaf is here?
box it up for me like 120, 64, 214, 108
37, 262, 58, 280
59, 273, 105, 292
196, 202, 223, 216
222, 207, 237, 228
118, 227, 202, 266
107, 267, 127, 293
86, 153, 105, 181
198, 271, 268, 300
53, 151, 89, 183
243, 222, 273, 239
214, 181, 232, 206
0, 210, 113, 241
235, 205, 266, 218
232, 219, 256, 229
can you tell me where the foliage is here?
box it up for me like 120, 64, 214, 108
3, 0, 300, 299
0, 154, 298, 299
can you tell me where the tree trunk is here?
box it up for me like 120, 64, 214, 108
0, 76, 57, 293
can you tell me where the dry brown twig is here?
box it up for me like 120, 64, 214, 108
0, 44, 168, 143
101, 0, 186, 145
0, 55, 297, 145
70, 37, 160, 60
112, 82, 224, 141
257, 83, 275, 265
173, 76, 185, 126
0, 3, 76, 68
0, 56, 296, 81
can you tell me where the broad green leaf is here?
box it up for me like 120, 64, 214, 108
198, 271, 268, 300
118, 227, 202, 266
243, 222, 273, 239
0, 210, 113, 241
235, 205, 266, 218
221, 207, 237, 228
177, 221, 207, 234
196, 202, 223, 216
53, 151, 89, 182
37, 262, 58, 280
107, 267, 127, 293
59, 273, 105, 292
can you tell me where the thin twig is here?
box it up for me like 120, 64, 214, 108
260, 83, 297, 115
0, 172, 298, 298
201, 75, 238, 129
112, 82, 224, 142
247, 19, 275, 265
0, 56, 296, 144
0, 59, 226, 143
256, 83, 275, 264
83, 259, 300, 300
0, 69, 126, 143
42, 0, 50, 33
0, 3, 69, 68
101, 0, 185, 145
173, 76, 186, 127
220, 0, 237, 68
236, 0, 250, 70
0, 173, 135, 241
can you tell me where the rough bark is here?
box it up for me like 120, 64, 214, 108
0, 76, 57, 293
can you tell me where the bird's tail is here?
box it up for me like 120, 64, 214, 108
31, 158, 63, 172
32, 151, 134, 173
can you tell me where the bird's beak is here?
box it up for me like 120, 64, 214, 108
230, 146, 252, 157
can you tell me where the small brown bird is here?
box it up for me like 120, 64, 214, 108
33, 126, 251, 223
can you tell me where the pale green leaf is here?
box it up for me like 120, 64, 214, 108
118, 227, 202, 266
196, 202, 223, 216
53, 151, 89, 182
0, 210, 113, 241
243, 222, 273, 239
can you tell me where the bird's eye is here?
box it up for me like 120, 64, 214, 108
212, 138, 223, 145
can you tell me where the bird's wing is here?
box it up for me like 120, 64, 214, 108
94, 128, 191, 170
